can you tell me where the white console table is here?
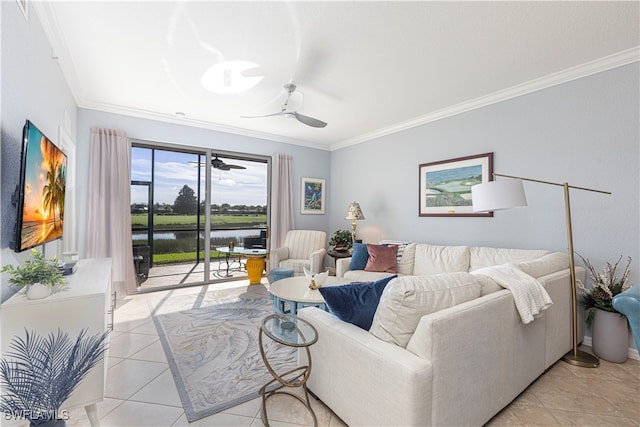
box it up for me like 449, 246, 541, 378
1, 258, 114, 427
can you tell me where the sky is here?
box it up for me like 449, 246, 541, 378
130, 148, 267, 207
22, 125, 67, 222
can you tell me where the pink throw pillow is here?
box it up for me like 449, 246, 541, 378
364, 244, 398, 273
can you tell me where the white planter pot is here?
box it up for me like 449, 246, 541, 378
26, 283, 52, 300
592, 308, 629, 363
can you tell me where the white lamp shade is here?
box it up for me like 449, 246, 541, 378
472, 180, 528, 212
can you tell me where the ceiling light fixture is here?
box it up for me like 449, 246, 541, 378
201, 60, 263, 94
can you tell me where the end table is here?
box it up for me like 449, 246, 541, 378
259, 313, 318, 426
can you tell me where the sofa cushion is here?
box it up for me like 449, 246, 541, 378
365, 244, 398, 273
513, 252, 568, 278
396, 242, 417, 275
469, 246, 549, 271
319, 275, 397, 330
370, 273, 482, 347
350, 243, 370, 270
412, 244, 470, 275
344, 270, 396, 282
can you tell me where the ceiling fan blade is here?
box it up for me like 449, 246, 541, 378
240, 111, 286, 119
292, 112, 327, 128
225, 164, 246, 169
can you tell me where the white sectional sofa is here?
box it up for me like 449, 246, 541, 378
297, 242, 584, 427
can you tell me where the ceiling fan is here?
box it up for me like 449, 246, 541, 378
242, 83, 327, 128
191, 155, 246, 171
211, 155, 245, 170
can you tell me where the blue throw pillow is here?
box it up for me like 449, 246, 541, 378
350, 243, 369, 270
319, 275, 397, 330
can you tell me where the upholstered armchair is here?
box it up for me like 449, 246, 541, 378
270, 230, 327, 274
612, 283, 640, 353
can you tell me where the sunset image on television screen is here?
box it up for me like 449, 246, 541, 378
20, 126, 67, 249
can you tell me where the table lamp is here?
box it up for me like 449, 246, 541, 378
345, 202, 365, 244
472, 173, 610, 368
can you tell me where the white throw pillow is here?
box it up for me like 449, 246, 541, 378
469, 246, 549, 271
396, 243, 417, 276
412, 244, 470, 275
369, 273, 482, 347
513, 252, 569, 278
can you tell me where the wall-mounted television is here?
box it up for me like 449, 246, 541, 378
12, 120, 67, 252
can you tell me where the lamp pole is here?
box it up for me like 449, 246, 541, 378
493, 173, 610, 367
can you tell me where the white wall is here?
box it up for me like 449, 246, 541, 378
1, 2, 77, 302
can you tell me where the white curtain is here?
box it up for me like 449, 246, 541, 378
271, 154, 294, 253
86, 128, 137, 295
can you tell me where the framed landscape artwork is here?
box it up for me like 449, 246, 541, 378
301, 177, 326, 214
419, 152, 493, 217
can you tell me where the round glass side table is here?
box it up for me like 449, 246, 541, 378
259, 313, 319, 427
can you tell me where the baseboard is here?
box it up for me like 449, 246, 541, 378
582, 336, 640, 361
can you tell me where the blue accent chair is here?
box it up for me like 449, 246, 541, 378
612, 283, 640, 353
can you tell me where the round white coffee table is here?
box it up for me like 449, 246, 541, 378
270, 276, 346, 314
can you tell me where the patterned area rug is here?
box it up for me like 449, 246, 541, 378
149, 284, 297, 422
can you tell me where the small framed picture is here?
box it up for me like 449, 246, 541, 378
17, 0, 28, 21
419, 152, 493, 217
301, 177, 325, 214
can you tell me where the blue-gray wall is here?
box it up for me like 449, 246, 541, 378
2, 0, 639, 352
74, 109, 331, 258
329, 63, 639, 349
329, 64, 639, 282
0, 2, 330, 303
1, 1, 77, 302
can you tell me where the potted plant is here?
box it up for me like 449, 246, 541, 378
1, 249, 65, 300
329, 229, 353, 252
577, 254, 632, 363
0, 328, 109, 427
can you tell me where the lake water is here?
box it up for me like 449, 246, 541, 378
132, 229, 261, 241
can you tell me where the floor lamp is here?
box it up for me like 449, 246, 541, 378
472, 173, 611, 368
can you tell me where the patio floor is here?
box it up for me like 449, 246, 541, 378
137, 256, 255, 292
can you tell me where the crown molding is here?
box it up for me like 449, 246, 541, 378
331, 47, 640, 151
32, 2, 84, 105
78, 100, 331, 151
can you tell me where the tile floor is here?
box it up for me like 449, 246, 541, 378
62, 279, 638, 427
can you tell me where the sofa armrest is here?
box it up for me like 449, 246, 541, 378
406, 290, 547, 426
309, 248, 327, 273
270, 246, 289, 269
297, 307, 432, 427
613, 283, 640, 353
335, 257, 352, 278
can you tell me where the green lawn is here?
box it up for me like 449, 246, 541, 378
153, 250, 225, 264
131, 213, 266, 228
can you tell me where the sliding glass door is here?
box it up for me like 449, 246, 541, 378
209, 156, 268, 279
130, 143, 269, 291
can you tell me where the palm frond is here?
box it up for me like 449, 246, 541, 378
0, 328, 109, 423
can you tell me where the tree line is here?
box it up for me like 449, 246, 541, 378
131, 185, 267, 215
